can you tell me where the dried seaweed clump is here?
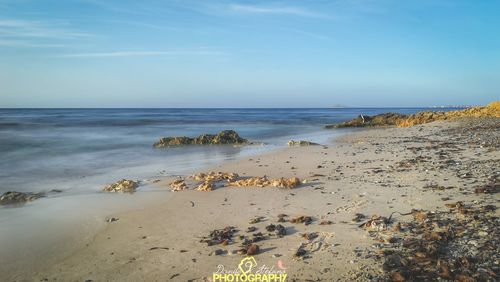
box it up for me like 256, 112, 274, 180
168, 172, 301, 192
200, 226, 237, 246
103, 179, 139, 193
229, 176, 301, 189
191, 171, 239, 182
170, 179, 188, 191
364, 203, 499, 281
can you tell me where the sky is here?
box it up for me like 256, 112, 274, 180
0, 0, 499, 108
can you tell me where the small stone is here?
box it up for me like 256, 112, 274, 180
246, 244, 259, 255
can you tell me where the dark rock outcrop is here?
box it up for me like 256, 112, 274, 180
0, 191, 44, 205
153, 130, 248, 148
326, 113, 407, 128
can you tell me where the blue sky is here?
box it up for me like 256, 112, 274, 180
0, 0, 499, 107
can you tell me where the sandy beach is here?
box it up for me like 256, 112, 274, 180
19, 117, 497, 282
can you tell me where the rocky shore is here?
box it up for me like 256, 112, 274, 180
29, 117, 499, 282
153, 130, 248, 148
326, 101, 500, 128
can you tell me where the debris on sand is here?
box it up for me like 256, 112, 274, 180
246, 244, 260, 255
351, 213, 366, 223
249, 217, 265, 224
196, 181, 215, 192
319, 220, 333, 225
168, 172, 301, 191
228, 176, 271, 188
359, 215, 391, 231
364, 203, 499, 281
301, 232, 318, 241
270, 177, 301, 188
0, 191, 45, 205
294, 245, 307, 259
277, 214, 288, 222
200, 226, 237, 246
102, 179, 139, 193
275, 224, 286, 237
290, 215, 313, 225
153, 130, 248, 148
265, 224, 276, 232
474, 181, 499, 194
287, 140, 319, 146
190, 171, 239, 182
210, 249, 227, 256
169, 179, 188, 191
228, 176, 301, 189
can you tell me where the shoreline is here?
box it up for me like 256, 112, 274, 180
0, 128, 353, 281
5, 118, 500, 281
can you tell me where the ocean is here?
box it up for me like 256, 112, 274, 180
0, 108, 441, 196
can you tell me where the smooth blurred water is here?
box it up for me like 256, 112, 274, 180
0, 108, 449, 196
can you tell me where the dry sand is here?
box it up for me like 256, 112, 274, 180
23, 119, 499, 281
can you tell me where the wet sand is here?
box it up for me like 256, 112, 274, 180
18, 118, 500, 281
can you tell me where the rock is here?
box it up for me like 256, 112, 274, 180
153, 130, 248, 148
326, 101, 500, 128
287, 140, 319, 146
0, 191, 44, 205
326, 113, 407, 128
106, 217, 119, 223
246, 244, 259, 255
102, 179, 139, 193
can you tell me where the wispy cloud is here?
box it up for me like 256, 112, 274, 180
229, 4, 326, 18
56, 49, 229, 58
0, 39, 68, 48
0, 19, 93, 39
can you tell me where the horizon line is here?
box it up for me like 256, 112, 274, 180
0, 106, 472, 110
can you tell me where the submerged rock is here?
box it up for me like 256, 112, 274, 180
153, 130, 248, 148
0, 191, 44, 205
287, 140, 319, 146
103, 179, 139, 193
